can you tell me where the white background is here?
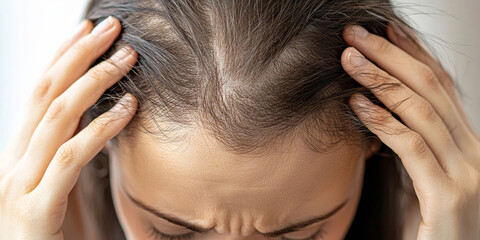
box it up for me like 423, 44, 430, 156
0, 0, 479, 150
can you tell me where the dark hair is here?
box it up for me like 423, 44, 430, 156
77, 0, 428, 239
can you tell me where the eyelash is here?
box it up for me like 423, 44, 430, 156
149, 227, 195, 240
281, 228, 327, 240
149, 226, 326, 240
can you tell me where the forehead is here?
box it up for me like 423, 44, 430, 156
113, 125, 365, 225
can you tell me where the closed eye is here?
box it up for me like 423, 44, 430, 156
149, 227, 195, 240
281, 227, 326, 240
150, 226, 326, 240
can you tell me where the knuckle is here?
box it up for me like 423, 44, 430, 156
102, 60, 122, 75
360, 104, 395, 129
55, 144, 76, 169
31, 77, 53, 101
368, 74, 401, 94
88, 62, 117, 82
44, 98, 66, 120
71, 38, 93, 55
87, 68, 105, 82
419, 64, 440, 90
369, 69, 386, 84
414, 99, 438, 122
407, 133, 430, 158
375, 38, 391, 53
369, 107, 391, 124
88, 116, 110, 138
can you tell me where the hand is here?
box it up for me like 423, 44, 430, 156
0, 16, 138, 239
341, 24, 480, 240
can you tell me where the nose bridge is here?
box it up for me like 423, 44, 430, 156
211, 233, 260, 240
214, 210, 257, 238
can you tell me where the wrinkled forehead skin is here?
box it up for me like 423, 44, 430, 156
108, 124, 367, 234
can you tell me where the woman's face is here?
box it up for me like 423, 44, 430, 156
107, 125, 375, 240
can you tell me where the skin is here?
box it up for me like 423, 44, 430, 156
0, 16, 479, 240
0, 17, 138, 240
107, 125, 378, 240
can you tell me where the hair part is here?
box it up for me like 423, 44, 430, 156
82, 0, 415, 156
75, 1, 441, 239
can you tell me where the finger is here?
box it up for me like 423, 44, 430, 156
43, 20, 93, 72
349, 93, 448, 189
343, 25, 476, 152
12, 16, 122, 160
18, 46, 137, 192
342, 47, 462, 174
33, 94, 137, 201
386, 22, 479, 142
386, 22, 458, 103
1, 21, 94, 163
41, 16, 121, 104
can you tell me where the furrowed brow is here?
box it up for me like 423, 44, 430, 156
122, 185, 349, 237
122, 186, 214, 233
258, 198, 349, 237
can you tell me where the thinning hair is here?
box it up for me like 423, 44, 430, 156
77, 0, 432, 239
83, 0, 414, 155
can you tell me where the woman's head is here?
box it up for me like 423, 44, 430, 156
80, 0, 412, 239
107, 121, 376, 239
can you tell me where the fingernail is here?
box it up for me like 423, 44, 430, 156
111, 47, 132, 62
352, 25, 369, 38
348, 48, 367, 66
91, 16, 114, 36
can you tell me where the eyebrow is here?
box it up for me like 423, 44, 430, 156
122, 185, 349, 238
